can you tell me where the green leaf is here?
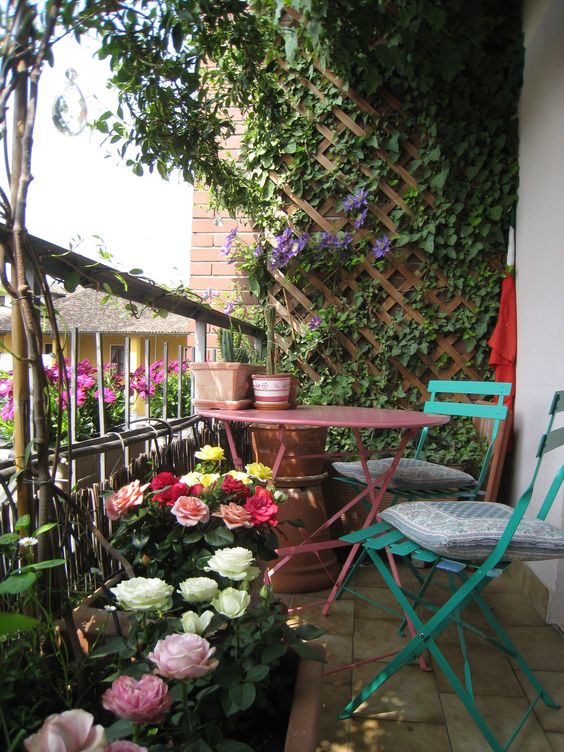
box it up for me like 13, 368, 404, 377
0, 533, 20, 545
128, 268, 144, 275
0, 611, 38, 636
15, 515, 30, 531
295, 623, 325, 641
63, 272, 80, 293
292, 642, 326, 662
90, 636, 130, 659
18, 558, 65, 573
32, 522, 58, 537
245, 663, 270, 683
0, 571, 37, 594
204, 526, 234, 547
105, 719, 134, 741
262, 642, 287, 664
227, 682, 256, 712
171, 22, 184, 53
217, 741, 254, 752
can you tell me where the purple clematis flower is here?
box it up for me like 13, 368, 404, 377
371, 235, 392, 259
308, 315, 322, 331
220, 228, 238, 257
223, 301, 235, 315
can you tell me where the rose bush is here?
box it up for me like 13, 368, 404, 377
105, 446, 287, 589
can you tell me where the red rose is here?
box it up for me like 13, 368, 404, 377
244, 486, 278, 527
187, 483, 205, 498
221, 475, 250, 500
150, 472, 180, 491
153, 482, 189, 507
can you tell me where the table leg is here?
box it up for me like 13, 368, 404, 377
222, 421, 244, 470
320, 427, 415, 616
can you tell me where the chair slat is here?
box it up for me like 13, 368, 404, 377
364, 529, 404, 550
424, 401, 508, 420
543, 427, 564, 453
427, 380, 512, 397
341, 521, 391, 544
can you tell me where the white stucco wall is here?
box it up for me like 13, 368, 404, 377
515, 0, 564, 622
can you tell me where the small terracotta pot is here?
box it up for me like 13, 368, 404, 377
251, 373, 292, 409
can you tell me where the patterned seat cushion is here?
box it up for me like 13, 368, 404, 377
332, 458, 476, 491
381, 501, 564, 561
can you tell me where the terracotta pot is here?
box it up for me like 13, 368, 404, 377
250, 424, 328, 479
192, 362, 266, 409
270, 482, 340, 593
251, 373, 292, 409
284, 649, 324, 752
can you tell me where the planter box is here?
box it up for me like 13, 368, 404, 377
192, 362, 266, 409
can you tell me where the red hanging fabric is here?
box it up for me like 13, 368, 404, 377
487, 273, 516, 412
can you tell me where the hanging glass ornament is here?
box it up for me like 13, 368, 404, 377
52, 68, 87, 136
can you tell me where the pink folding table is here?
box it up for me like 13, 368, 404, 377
196, 405, 449, 616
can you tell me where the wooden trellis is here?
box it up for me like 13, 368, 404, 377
262, 14, 488, 402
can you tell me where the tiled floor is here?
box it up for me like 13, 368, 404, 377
285, 562, 564, 752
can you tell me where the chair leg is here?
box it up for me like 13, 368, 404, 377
338, 549, 557, 752
334, 546, 369, 600
458, 569, 560, 710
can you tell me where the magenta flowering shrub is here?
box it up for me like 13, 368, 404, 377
130, 359, 190, 419
0, 358, 191, 446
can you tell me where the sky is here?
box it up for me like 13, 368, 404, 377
26, 34, 193, 287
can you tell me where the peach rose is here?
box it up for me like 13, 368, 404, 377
171, 496, 210, 527
105, 480, 149, 521
212, 502, 254, 530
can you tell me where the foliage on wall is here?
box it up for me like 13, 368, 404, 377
213, 1, 523, 455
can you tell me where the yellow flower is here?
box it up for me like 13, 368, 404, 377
180, 471, 202, 486
195, 445, 225, 462
245, 462, 273, 480
226, 470, 252, 484
200, 473, 220, 487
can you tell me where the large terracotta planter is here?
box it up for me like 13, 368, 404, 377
250, 424, 328, 480
192, 362, 266, 409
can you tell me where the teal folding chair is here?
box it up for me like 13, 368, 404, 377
333, 379, 512, 503
338, 390, 564, 752
333, 380, 511, 592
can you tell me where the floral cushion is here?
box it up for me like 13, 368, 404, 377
380, 501, 564, 561
332, 458, 476, 491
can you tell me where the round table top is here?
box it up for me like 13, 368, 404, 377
196, 404, 449, 430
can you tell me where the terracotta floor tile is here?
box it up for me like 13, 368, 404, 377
440, 693, 553, 752
350, 717, 451, 751
353, 617, 409, 663
489, 591, 547, 626
352, 587, 405, 621
505, 626, 564, 671
433, 642, 522, 696
351, 661, 444, 724
516, 669, 564, 732
317, 682, 353, 752
547, 732, 564, 751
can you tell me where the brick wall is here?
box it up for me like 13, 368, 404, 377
188, 110, 258, 357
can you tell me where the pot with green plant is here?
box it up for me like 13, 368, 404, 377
251, 305, 293, 409
192, 326, 266, 410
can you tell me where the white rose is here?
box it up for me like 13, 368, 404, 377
204, 547, 255, 581
212, 587, 251, 619
110, 577, 173, 613
178, 576, 219, 604
180, 471, 202, 486
180, 609, 214, 635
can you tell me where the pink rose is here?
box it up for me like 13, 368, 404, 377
212, 502, 254, 530
244, 486, 279, 527
105, 480, 150, 521
24, 709, 106, 752
102, 674, 172, 724
147, 633, 218, 680
106, 744, 148, 752
171, 496, 210, 527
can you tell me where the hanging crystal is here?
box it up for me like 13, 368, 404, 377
52, 68, 87, 136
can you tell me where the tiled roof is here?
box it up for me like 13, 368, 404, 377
0, 286, 189, 336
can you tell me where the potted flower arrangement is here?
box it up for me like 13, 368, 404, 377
22, 445, 323, 752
